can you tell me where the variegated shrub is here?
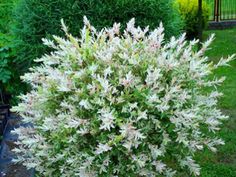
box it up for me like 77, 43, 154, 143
12, 17, 234, 177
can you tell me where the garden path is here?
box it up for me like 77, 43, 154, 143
0, 113, 34, 177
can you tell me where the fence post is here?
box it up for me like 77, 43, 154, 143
198, 0, 203, 44
215, 0, 220, 22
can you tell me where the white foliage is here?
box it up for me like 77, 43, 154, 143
11, 17, 234, 176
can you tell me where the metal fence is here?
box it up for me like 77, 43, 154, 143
206, 0, 236, 21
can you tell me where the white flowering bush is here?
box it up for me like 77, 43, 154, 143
12, 17, 234, 177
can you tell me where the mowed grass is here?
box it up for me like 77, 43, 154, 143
195, 28, 236, 177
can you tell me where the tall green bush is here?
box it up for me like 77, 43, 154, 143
176, 0, 210, 39
12, 0, 183, 80
0, 0, 22, 103
0, 0, 14, 87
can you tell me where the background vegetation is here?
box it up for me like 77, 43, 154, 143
0, 0, 22, 104
176, 0, 210, 39
1, 0, 183, 104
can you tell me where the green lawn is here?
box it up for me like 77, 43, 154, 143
196, 28, 236, 177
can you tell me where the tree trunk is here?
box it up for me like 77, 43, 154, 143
198, 0, 203, 46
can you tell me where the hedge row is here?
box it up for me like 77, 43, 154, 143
1, 0, 184, 103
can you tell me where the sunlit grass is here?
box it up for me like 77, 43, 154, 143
196, 28, 236, 177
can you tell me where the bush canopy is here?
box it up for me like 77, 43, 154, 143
12, 17, 234, 177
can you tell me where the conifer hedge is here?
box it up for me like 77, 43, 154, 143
12, 0, 183, 71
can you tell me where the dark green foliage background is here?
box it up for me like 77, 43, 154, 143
0, 0, 15, 86
0, 0, 24, 104
12, 0, 183, 77
1, 0, 183, 102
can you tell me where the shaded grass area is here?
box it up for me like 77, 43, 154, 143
196, 28, 236, 176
